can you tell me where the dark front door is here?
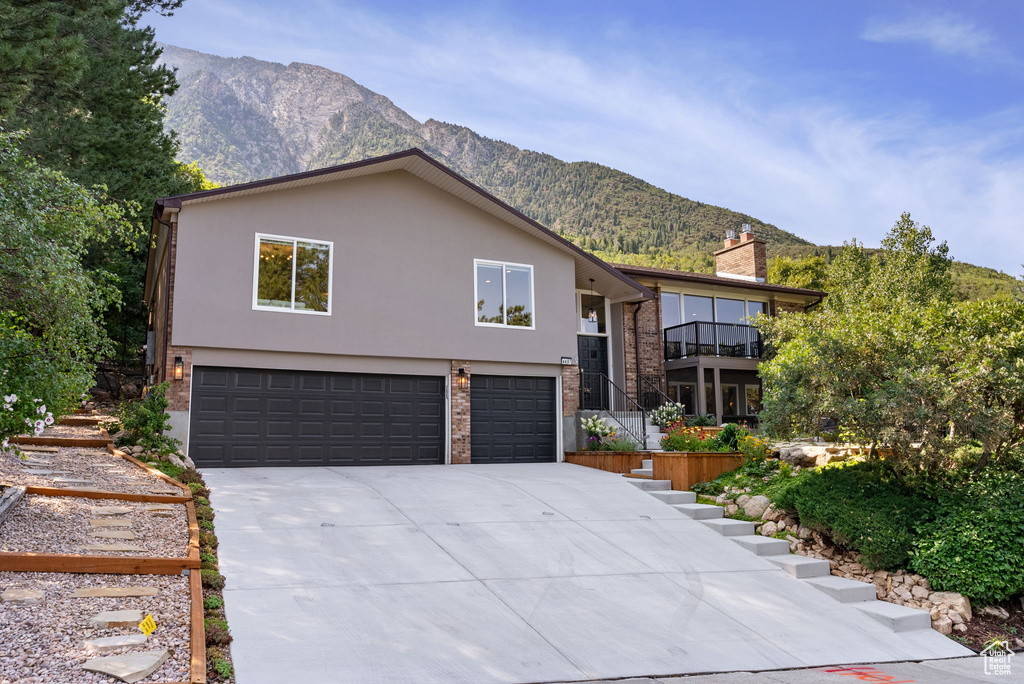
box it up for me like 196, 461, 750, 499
470, 375, 556, 463
578, 335, 609, 410
189, 366, 445, 467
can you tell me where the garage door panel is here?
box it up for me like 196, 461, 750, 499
471, 375, 556, 463
190, 366, 445, 467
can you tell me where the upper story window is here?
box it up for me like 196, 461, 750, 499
660, 291, 767, 328
253, 233, 332, 315
475, 259, 534, 329
578, 291, 608, 334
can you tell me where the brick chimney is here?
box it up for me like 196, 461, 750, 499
714, 223, 767, 282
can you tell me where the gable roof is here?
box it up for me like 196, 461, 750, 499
155, 148, 654, 303
611, 263, 826, 299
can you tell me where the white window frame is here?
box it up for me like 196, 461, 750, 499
575, 289, 611, 336
252, 232, 333, 316
474, 259, 536, 330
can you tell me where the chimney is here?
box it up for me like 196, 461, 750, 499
714, 224, 767, 282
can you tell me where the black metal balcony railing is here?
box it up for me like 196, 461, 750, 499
664, 322, 764, 361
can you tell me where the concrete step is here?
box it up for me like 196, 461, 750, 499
625, 478, 672, 491
852, 600, 932, 632
641, 459, 652, 469
630, 468, 653, 477
647, 490, 696, 505
672, 503, 724, 519
804, 576, 878, 603
764, 554, 832, 578
730, 535, 791, 556
699, 518, 755, 537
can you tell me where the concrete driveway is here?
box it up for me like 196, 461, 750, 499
203, 463, 970, 684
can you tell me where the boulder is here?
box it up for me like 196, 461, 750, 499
930, 591, 972, 621
981, 605, 1010, 620
797, 525, 813, 539
760, 521, 778, 537
182, 455, 196, 469
736, 494, 750, 508
166, 454, 185, 468
947, 609, 964, 624
742, 495, 771, 519
931, 617, 953, 635
725, 504, 739, 515
911, 585, 930, 599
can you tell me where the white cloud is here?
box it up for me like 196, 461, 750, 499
148, 2, 1024, 274
862, 13, 1005, 62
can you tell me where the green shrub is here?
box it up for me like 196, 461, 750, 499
195, 496, 210, 506
213, 659, 234, 679
597, 437, 642, 452
775, 461, 933, 570
195, 506, 214, 522
188, 482, 210, 498
203, 595, 224, 610
117, 382, 182, 455
200, 531, 218, 549
714, 423, 745, 451
199, 520, 214, 531
687, 414, 717, 427
910, 470, 1024, 602
200, 551, 218, 565
204, 617, 232, 646
201, 569, 225, 590
177, 468, 204, 485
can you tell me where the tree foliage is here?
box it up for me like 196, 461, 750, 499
758, 213, 1024, 476
0, 131, 135, 441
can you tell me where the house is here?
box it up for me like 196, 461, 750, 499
144, 149, 653, 467
143, 149, 823, 467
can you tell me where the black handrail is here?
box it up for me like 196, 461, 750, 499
638, 374, 672, 412
664, 322, 763, 360
579, 371, 647, 446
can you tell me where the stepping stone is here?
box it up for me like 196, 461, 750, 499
700, 518, 756, 536
852, 601, 931, 632
730, 535, 791, 556
78, 544, 146, 552
143, 505, 175, 512
89, 529, 138, 540
149, 511, 174, 518
82, 634, 148, 653
82, 450, 111, 457
22, 458, 52, 465
624, 478, 672, 491
118, 481, 152, 487
764, 554, 832, 578
804, 576, 878, 603
1, 588, 44, 604
18, 445, 58, 453
87, 610, 144, 629
148, 488, 177, 495
672, 503, 724, 519
89, 463, 120, 468
82, 649, 169, 683
647, 490, 696, 505
52, 477, 93, 486
72, 586, 158, 598
90, 506, 132, 516
89, 519, 133, 528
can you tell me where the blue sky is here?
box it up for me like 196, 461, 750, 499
146, 1, 1024, 274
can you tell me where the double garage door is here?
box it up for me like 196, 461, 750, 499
189, 366, 555, 467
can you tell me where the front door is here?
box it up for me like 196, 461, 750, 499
578, 336, 609, 410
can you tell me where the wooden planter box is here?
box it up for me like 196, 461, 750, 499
652, 451, 744, 491
564, 451, 647, 474
659, 425, 725, 435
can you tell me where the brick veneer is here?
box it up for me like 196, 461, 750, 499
561, 364, 580, 415
160, 216, 193, 412
773, 300, 806, 315
450, 361, 471, 464
622, 294, 666, 402
714, 239, 768, 280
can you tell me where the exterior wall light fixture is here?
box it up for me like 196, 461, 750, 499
173, 357, 184, 381
457, 367, 469, 389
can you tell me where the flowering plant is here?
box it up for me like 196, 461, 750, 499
649, 403, 686, 429
660, 423, 731, 452
580, 415, 616, 451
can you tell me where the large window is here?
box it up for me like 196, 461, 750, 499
253, 234, 332, 314
475, 260, 534, 329
578, 291, 608, 334
660, 292, 769, 328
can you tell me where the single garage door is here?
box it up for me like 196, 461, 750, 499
189, 366, 444, 467
471, 375, 556, 463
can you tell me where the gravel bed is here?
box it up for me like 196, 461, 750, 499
0, 571, 190, 683
0, 444, 180, 495
0, 495, 188, 557
36, 425, 105, 439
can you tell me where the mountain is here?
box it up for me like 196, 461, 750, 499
158, 44, 1019, 296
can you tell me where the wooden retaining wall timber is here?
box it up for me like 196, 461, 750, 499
564, 452, 647, 474
651, 452, 745, 492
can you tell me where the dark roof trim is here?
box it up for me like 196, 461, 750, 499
155, 148, 655, 300
612, 263, 827, 298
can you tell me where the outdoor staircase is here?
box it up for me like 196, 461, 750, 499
623, 478, 937, 633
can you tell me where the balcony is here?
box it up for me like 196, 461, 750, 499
664, 322, 764, 361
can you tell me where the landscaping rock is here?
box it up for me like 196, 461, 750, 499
725, 504, 739, 515
182, 455, 196, 469
89, 518, 133, 527
78, 543, 146, 552
930, 591, 972, 621
88, 609, 144, 629
954, 623, 967, 633
735, 494, 750, 508
981, 605, 1010, 620
166, 454, 185, 468
948, 609, 964, 624
742, 495, 771, 518
82, 648, 169, 683
1, 588, 44, 604
90, 506, 132, 516
82, 634, 148, 653
760, 521, 778, 537
931, 617, 953, 635
911, 585, 930, 599
89, 529, 139, 540
797, 525, 813, 539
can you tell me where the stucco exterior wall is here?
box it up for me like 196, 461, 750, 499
170, 170, 579, 366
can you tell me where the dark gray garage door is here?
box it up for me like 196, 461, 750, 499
189, 366, 444, 467
471, 375, 556, 463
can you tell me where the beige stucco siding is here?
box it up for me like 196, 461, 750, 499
171, 171, 579, 364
